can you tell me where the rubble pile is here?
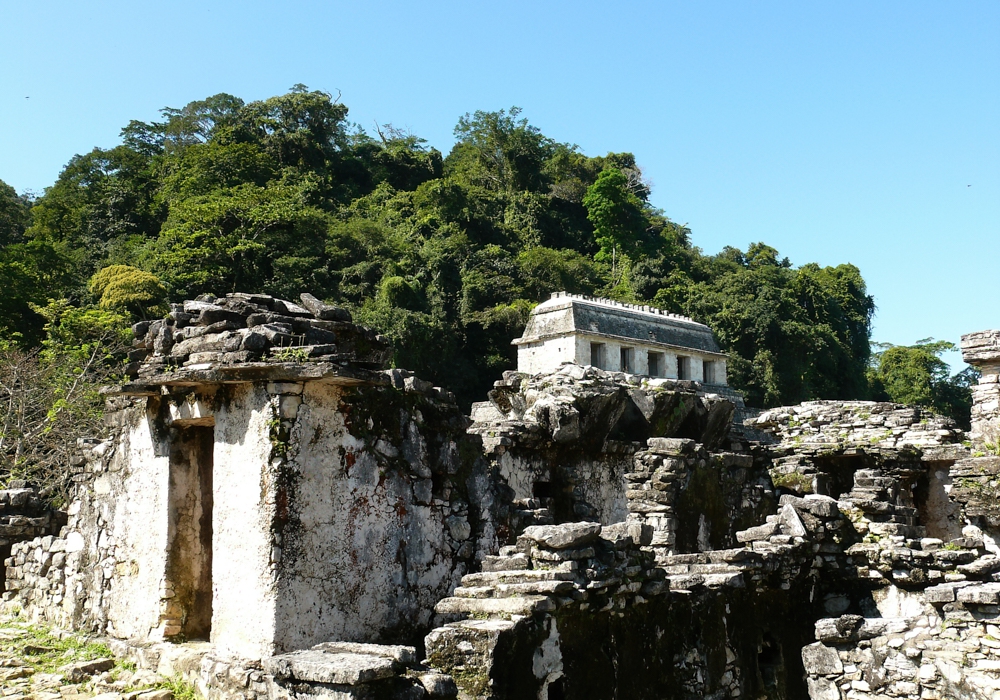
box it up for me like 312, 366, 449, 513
128, 292, 392, 377
750, 401, 962, 450
470, 365, 734, 453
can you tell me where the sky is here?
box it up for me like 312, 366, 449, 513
1, 0, 997, 371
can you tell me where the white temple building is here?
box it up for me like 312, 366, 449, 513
513, 292, 728, 385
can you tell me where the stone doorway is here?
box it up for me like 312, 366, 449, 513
166, 424, 214, 640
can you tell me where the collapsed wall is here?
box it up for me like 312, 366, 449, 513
9, 311, 1000, 700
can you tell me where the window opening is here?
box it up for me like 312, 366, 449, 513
648, 351, 664, 377
703, 360, 715, 384
590, 342, 605, 369
620, 347, 633, 373
677, 355, 691, 380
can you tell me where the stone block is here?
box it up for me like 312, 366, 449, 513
645, 438, 696, 456
60, 657, 115, 682
521, 522, 601, 549
736, 521, 779, 543
962, 330, 1000, 366
419, 672, 458, 698
263, 649, 396, 685
801, 642, 843, 675
311, 642, 416, 665
957, 583, 1000, 605
300, 293, 353, 322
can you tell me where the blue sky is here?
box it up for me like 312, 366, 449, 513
1, 1, 997, 370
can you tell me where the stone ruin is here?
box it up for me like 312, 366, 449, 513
5, 299, 1000, 699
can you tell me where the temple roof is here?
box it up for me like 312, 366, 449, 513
513, 292, 723, 356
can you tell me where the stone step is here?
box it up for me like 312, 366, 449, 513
495, 580, 577, 597
462, 568, 577, 587
689, 563, 743, 575
453, 586, 494, 599
434, 595, 557, 617
481, 554, 530, 572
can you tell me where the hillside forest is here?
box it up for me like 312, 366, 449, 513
0, 87, 977, 491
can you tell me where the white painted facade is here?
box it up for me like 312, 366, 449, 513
514, 293, 728, 385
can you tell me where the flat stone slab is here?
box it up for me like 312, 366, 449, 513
311, 641, 416, 665
434, 595, 557, 616
263, 649, 396, 685
520, 522, 601, 549
957, 583, 1000, 605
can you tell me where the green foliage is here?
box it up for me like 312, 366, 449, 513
0, 301, 127, 500
583, 167, 646, 275
89, 264, 167, 319
0, 240, 75, 345
868, 339, 976, 427
680, 250, 874, 407
0, 617, 115, 675
0, 178, 32, 247
4, 87, 881, 409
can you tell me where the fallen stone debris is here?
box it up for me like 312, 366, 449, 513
0, 616, 182, 700
5, 293, 1000, 699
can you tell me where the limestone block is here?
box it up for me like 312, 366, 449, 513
300, 293, 353, 322
957, 583, 1000, 605
646, 437, 696, 456
60, 657, 115, 682
520, 522, 602, 549
736, 521, 780, 543
778, 504, 808, 537
311, 642, 417, 665
418, 672, 458, 698
263, 649, 396, 685
801, 642, 843, 675
962, 330, 1000, 366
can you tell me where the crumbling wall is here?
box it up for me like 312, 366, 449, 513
0, 485, 63, 592
4, 399, 173, 637
425, 490, 848, 700
962, 330, 1000, 446
271, 379, 492, 652
468, 365, 734, 537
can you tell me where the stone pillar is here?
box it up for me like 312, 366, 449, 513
961, 330, 1000, 446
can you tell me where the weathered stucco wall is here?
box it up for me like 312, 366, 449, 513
103, 402, 171, 641
210, 383, 278, 660
271, 381, 487, 651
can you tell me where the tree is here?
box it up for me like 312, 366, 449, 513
447, 107, 555, 193
89, 265, 167, 319
868, 339, 975, 427
0, 300, 127, 502
680, 245, 874, 407
0, 179, 31, 247
583, 167, 647, 280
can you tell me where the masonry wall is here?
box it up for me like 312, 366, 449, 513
269, 381, 492, 652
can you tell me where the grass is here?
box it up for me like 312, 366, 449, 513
0, 618, 115, 675
152, 675, 201, 700
0, 614, 203, 698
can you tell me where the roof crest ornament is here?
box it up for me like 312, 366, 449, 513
547, 291, 699, 324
